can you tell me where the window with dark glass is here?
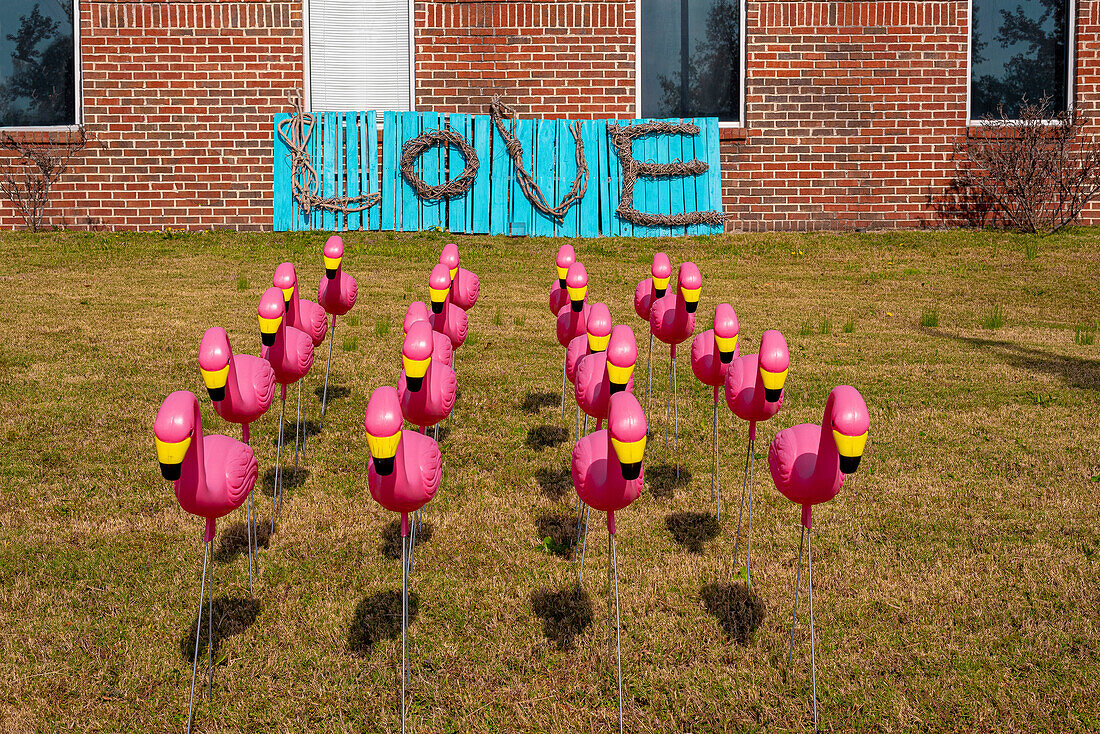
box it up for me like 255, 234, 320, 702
640, 0, 741, 122
0, 1, 76, 127
971, 0, 1070, 119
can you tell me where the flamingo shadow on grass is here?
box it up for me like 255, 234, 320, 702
700, 582, 764, 645
526, 425, 568, 451
520, 391, 560, 415
313, 384, 351, 403
381, 518, 434, 560
179, 595, 262, 661
534, 513, 579, 558
535, 467, 572, 501
665, 511, 720, 553
213, 520, 271, 563
259, 468, 311, 498
928, 330, 1100, 392
268, 419, 321, 448
531, 586, 593, 650
646, 463, 692, 499
348, 590, 420, 657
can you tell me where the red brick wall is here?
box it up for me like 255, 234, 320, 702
0, 0, 1097, 232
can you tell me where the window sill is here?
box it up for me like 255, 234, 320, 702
0, 127, 85, 146
719, 126, 748, 141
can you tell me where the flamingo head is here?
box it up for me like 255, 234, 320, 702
678, 262, 701, 314
758, 329, 790, 403
273, 262, 298, 311
440, 243, 460, 281
402, 321, 433, 393
830, 385, 870, 474
323, 235, 344, 279
608, 392, 647, 480
555, 244, 576, 287
606, 325, 637, 395
566, 262, 588, 312
403, 301, 430, 333
652, 252, 672, 297
154, 390, 197, 481
258, 287, 285, 347
198, 327, 231, 402
587, 303, 612, 352
714, 304, 740, 364
364, 386, 403, 476
428, 263, 451, 314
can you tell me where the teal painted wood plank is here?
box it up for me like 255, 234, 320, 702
273, 114, 291, 232
555, 120, 578, 237
692, 117, 711, 234
510, 118, 536, 235
365, 111, 379, 231
345, 112, 360, 231
470, 115, 491, 234
295, 114, 312, 232
577, 120, 600, 238
682, 118, 701, 236
703, 117, 723, 235
420, 112, 444, 230
644, 119, 661, 238
489, 116, 511, 235
308, 112, 320, 230
534, 119, 557, 237
598, 120, 613, 237
447, 113, 468, 234
322, 112, 337, 231
609, 120, 627, 237
381, 111, 397, 232
661, 120, 678, 237
399, 112, 419, 231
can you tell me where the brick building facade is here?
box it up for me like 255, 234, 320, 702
1, 0, 1097, 232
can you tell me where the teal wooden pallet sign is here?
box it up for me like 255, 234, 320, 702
273, 111, 724, 237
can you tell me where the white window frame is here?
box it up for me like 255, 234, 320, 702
635, 0, 746, 127
0, 0, 82, 131
966, 0, 1076, 124
302, 0, 416, 115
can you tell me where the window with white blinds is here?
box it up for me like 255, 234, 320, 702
308, 0, 412, 112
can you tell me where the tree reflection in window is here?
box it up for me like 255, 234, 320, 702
641, 0, 740, 122
0, 1, 75, 127
971, 0, 1069, 119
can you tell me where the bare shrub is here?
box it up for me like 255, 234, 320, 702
0, 130, 87, 231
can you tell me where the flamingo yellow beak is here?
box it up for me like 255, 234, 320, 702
280, 286, 294, 311
681, 285, 701, 313
653, 275, 670, 298
611, 436, 646, 480
588, 332, 610, 352
259, 313, 282, 347
834, 430, 868, 474
606, 361, 634, 395
715, 334, 738, 364
324, 255, 341, 280
556, 265, 568, 288
760, 366, 788, 403
155, 436, 191, 481
429, 286, 448, 314
567, 283, 587, 312
366, 430, 401, 476
200, 364, 229, 402
402, 355, 430, 392
449, 266, 458, 281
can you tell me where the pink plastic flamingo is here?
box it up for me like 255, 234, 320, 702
768, 385, 869, 731
549, 244, 576, 315
398, 321, 457, 437
428, 262, 469, 353
571, 390, 647, 734
689, 304, 740, 518
439, 243, 480, 311
648, 261, 701, 474
154, 390, 257, 734
364, 385, 441, 734
555, 261, 590, 429
723, 328, 790, 584
258, 286, 314, 532
565, 302, 612, 436
316, 235, 358, 431
198, 326, 276, 596
634, 252, 672, 416
404, 301, 453, 367
273, 263, 328, 479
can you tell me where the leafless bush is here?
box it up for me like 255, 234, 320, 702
0, 129, 87, 231
954, 98, 1100, 235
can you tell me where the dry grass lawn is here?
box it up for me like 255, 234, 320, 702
0, 228, 1098, 732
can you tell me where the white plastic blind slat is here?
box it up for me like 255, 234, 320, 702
309, 0, 410, 112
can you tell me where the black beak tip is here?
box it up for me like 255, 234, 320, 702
764, 387, 783, 403
685, 301, 698, 314
609, 381, 626, 395
654, 287, 666, 298
558, 278, 567, 289
159, 462, 181, 481
261, 332, 276, 347
620, 461, 642, 481
431, 301, 444, 315
284, 300, 291, 312
571, 299, 583, 312
325, 269, 337, 280
839, 454, 862, 474
405, 375, 424, 392
206, 386, 226, 402
719, 350, 734, 364
373, 456, 395, 476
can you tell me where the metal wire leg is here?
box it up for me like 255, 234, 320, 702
673, 356, 680, 477
645, 333, 653, 422
578, 504, 591, 585
293, 380, 302, 478
746, 438, 755, 585
401, 530, 408, 734
206, 542, 213, 699
732, 437, 751, 570
714, 401, 720, 520
246, 492, 254, 599
271, 397, 285, 533
612, 533, 624, 734
186, 539, 209, 734
583, 414, 588, 437
787, 526, 805, 669
664, 350, 672, 459
808, 529, 818, 732
319, 316, 335, 432
607, 531, 613, 677
576, 497, 585, 544
560, 350, 567, 429
409, 510, 417, 574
